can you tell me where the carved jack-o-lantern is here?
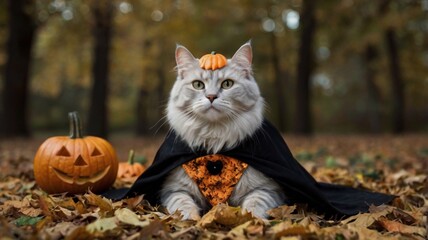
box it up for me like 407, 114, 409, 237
33, 112, 118, 194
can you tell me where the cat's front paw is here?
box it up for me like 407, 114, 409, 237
180, 208, 201, 221
241, 200, 270, 219
243, 206, 268, 219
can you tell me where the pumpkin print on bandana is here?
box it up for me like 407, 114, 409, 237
182, 154, 248, 206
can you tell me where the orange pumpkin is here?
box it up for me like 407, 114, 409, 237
199, 51, 227, 70
117, 150, 145, 179
33, 112, 118, 194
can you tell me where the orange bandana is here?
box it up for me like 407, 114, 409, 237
182, 154, 248, 206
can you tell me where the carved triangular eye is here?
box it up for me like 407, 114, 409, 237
74, 155, 88, 166
91, 147, 103, 157
56, 146, 71, 157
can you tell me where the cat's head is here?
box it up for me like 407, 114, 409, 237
167, 42, 264, 153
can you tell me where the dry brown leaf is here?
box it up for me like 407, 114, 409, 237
271, 221, 309, 238
55, 197, 77, 210
35, 216, 53, 232
347, 225, 396, 240
4, 200, 26, 209
114, 208, 150, 227
214, 206, 253, 226
122, 195, 145, 210
83, 192, 113, 216
139, 219, 170, 239
56, 206, 76, 220
75, 201, 87, 215
38, 195, 55, 219
41, 221, 79, 240
267, 205, 297, 220
86, 217, 118, 233
377, 216, 426, 236
19, 207, 43, 217
391, 208, 417, 225
227, 219, 265, 238
341, 205, 395, 228
169, 226, 202, 239
198, 204, 254, 228
65, 226, 94, 240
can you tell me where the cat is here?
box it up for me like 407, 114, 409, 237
160, 42, 285, 220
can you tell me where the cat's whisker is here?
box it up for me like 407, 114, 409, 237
152, 117, 170, 135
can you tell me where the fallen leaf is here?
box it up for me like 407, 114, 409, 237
170, 226, 202, 239
83, 192, 113, 216
14, 216, 43, 227
75, 201, 87, 215
86, 217, 118, 233
267, 205, 297, 220
270, 221, 310, 238
390, 208, 417, 225
139, 219, 170, 239
198, 204, 254, 228
56, 206, 76, 220
214, 205, 253, 226
55, 197, 78, 210
4, 199, 27, 209
65, 226, 93, 240
279, 225, 308, 235
19, 207, 43, 217
347, 225, 394, 240
341, 205, 394, 228
35, 215, 53, 231
227, 219, 265, 238
41, 221, 79, 240
38, 195, 54, 219
377, 216, 426, 236
114, 208, 149, 227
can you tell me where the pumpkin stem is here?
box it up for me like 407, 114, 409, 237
211, 51, 216, 55
127, 149, 135, 164
68, 111, 83, 139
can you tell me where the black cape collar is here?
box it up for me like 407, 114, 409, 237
104, 120, 394, 219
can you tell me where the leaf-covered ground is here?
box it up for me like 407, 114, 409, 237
0, 135, 427, 239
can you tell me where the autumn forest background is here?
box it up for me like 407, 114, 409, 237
2, 0, 428, 138
1, 1, 428, 238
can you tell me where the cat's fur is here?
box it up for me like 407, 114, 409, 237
160, 42, 285, 220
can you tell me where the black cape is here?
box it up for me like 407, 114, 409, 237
104, 120, 394, 218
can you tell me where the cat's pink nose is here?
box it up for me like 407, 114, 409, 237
207, 95, 218, 103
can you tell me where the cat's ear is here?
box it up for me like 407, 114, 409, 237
175, 45, 197, 69
231, 41, 252, 68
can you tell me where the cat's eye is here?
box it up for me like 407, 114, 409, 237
221, 79, 234, 89
192, 80, 205, 90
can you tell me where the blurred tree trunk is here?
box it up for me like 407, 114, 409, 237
384, 28, 404, 133
136, 39, 152, 135
87, 1, 114, 138
364, 45, 382, 133
295, 0, 316, 135
378, 0, 405, 133
270, 33, 287, 132
136, 36, 158, 136
1, 0, 36, 137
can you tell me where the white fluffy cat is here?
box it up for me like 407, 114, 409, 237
160, 42, 285, 220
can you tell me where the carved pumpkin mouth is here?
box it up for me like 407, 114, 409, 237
51, 166, 111, 185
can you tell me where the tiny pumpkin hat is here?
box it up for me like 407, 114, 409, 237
199, 51, 227, 70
